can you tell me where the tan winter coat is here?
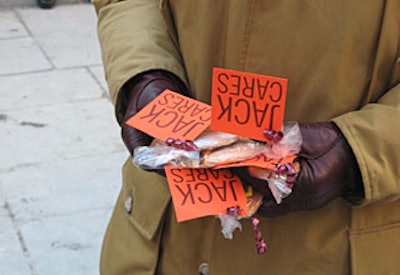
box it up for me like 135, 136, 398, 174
93, 1, 400, 274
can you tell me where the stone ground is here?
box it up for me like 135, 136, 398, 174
0, 3, 128, 275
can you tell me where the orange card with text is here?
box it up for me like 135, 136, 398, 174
165, 167, 248, 222
211, 68, 288, 142
214, 154, 297, 170
126, 90, 211, 142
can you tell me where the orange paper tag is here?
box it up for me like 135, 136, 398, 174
211, 68, 288, 141
214, 154, 297, 170
126, 90, 211, 142
165, 167, 248, 222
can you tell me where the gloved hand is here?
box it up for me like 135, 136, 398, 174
120, 70, 188, 174
233, 122, 364, 217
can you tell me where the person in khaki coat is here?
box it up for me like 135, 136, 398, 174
92, 1, 400, 274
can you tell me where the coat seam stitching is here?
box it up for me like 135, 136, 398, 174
238, 0, 256, 71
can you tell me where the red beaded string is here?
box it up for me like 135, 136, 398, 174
263, 129, 283, 144
252, 217, 267, 254
225, 206, 267, 255
274, 162, 296, 188
165, 138, 198, 151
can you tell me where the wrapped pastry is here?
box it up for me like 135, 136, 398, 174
193, 130, 240, 150
151, 129, 239, 151
133, 139, 265, 169
133, 145, 200, 169
133, 131, 256, 169
133, 122, 302, 171
202, 139, 265, 167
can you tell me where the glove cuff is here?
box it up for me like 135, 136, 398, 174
118, 70, 188, 125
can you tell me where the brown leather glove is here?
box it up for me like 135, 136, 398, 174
234, 122, 364, 217
120, 70, 188, 173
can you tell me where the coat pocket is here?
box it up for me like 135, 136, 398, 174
122, 158, 171, 240
100, 159, 171, 274
350, 222, 400, 275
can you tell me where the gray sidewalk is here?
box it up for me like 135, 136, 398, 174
0, 3, 127, 275
0, 0, 85, 10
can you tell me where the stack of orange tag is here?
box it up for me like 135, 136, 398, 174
126, 68, 291, 223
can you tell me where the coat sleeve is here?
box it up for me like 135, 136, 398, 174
92, 0, 186, 123
333, 80, 400, 205
332, 1, 400, 206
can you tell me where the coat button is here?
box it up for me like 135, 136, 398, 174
198, 262, 209, 275
124, 195, 133, 214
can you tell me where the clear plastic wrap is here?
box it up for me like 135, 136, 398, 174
218, 214, 242, 240
263, 121, 303, 158
133, 136, 264, 169
134, 145, 201, 169
267, 178, 294, 204
133, 122, 301, 170
248, 161, 300, 204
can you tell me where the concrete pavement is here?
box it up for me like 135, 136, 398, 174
0, 3, 128, 275
0, 1, 86, 10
